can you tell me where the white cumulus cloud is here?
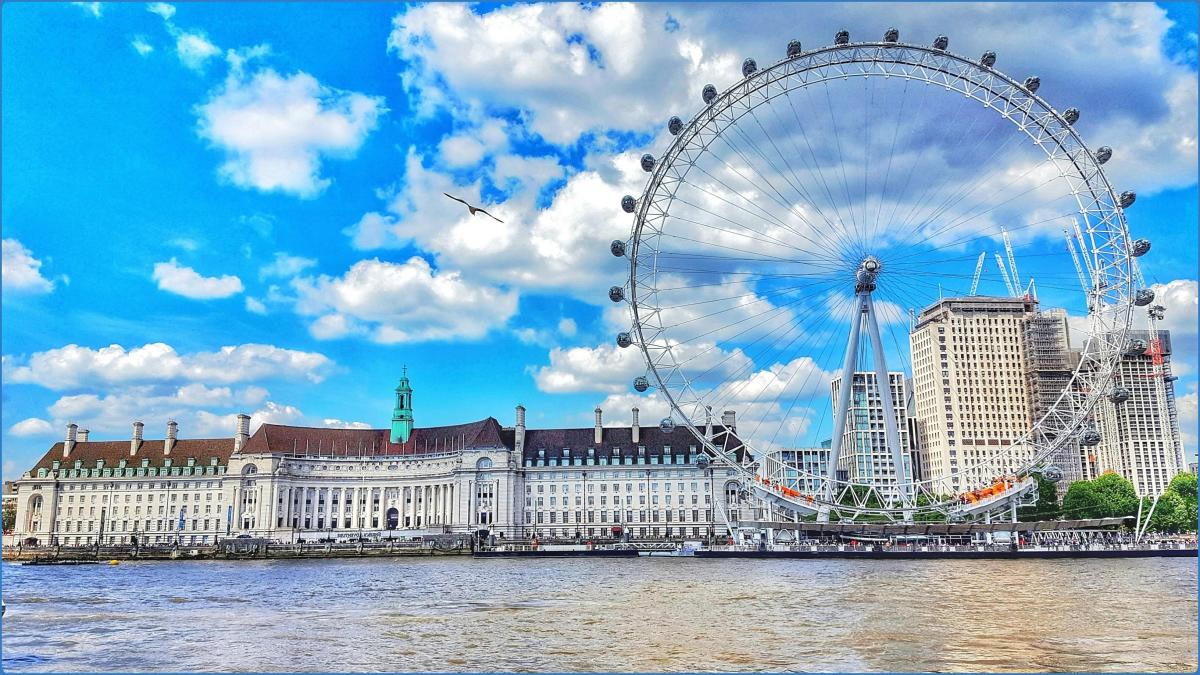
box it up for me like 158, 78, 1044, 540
291, 256, 518, 343
9, 418, 55, 438
152, 258, 243, 299
2, 239, 57, 295
197, 69, 385, 198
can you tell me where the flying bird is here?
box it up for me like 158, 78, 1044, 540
443, 193, 504, 223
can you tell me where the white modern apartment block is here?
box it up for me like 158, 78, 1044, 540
910, 296, 1036, 495
829, 371, 913, 498
1091, 330, 1184, 497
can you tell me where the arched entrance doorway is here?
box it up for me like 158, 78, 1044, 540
385, 507, 399, 531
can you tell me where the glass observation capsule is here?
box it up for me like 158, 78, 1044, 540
608, 286, 625, 302
1108, 387, 1131, 404
1080, 429, 1102, 447
884, 28, 899, 43
1095, 146, 1112, 164
633, 376, 649, 392
933, 35, 949, 50
1126, 338, 1148, 355
835, 30, 850, 45
741, 58, 757, 77
702, 84, 718, 104
1024, 76, 1041, 93
640, 154, 656, 172
667, 116, 683, 135
621, 195, 636, 213
1043, 466, 1064, 483
787, 40, 802, 58
1130, 237, 1151, 256
659, 418, 676, 433
980, 51, 997, 67
1063, 108, 1080, 125
1134, 288, 1155, 306
1119, 191, 1136, 208
616, 332, 632, 348
610, 240, 626, 257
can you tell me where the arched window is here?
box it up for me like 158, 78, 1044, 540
241, 464, 258, 476
476, 457, 493, 469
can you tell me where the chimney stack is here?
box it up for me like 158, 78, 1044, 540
77, 428, 90, 442
165, 420, 178, 456
63, 423, 78, 459
594, 407, 603, 445
130, 421, 144, 456
631, 407, 640, 444
234, 413, 251, 452
705, 406, 713, 439
721, 410, 736, 433
515, 405, 526, 455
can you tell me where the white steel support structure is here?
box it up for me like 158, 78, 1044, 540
823, 257, 910, 521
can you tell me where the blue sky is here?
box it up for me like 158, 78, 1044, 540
2, 2, 1197, 481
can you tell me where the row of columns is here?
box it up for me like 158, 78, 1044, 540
241, 482, 460, 533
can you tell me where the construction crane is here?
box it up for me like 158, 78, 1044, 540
1002, 229, 1021, 293
969, 252, 987, 296
994, 253, 1017, 296
1064, 228, 1090, 294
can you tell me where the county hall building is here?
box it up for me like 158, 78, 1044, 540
10, 373, 746, 547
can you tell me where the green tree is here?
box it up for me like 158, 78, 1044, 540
1166, 472, 1199, 528
1061, 472, 1139, 519
1018, 472, 1060, 521
1140, 473, 1199, 533
2, 507, 14, 533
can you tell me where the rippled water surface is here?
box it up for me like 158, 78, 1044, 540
2, 557, 1196, 672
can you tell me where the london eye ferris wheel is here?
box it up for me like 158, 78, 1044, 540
607, 29, 1157, 524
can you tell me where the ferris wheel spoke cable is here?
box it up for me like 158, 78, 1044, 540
884, 209, 1085, 267
817, 76, 866, 245
868, 75, 912, 246
684, 162, 800, 232
705, 293, 858, 425
762, 88, 860, 248
892, 96, 1033, 238
723, 122, 862, 262
782, 84, 862, 248
667, 199, 832, 260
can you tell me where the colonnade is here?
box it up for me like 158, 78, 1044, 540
236, 481, 462, 534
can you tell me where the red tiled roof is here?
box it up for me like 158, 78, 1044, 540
237, 417, 508, 457
30, 438, 234, 472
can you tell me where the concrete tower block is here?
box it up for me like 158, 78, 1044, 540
594, 407, 603, 445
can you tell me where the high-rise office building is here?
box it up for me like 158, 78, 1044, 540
1090, 330, 1184, 496
1023, 308, 1085, 486
829, 371, 913, 499
910, 297, 1036, 495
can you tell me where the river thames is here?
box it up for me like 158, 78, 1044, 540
1, 557, 1195, 672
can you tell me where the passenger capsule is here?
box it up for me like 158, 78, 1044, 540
667, 116, 683, 136
1024, 76, 1040, 94
633, 376, 649, 393
1119, 191, 1136, 208
932, 35, 949, 50
1134, 288, 1155, 306
608, 286, 625, 303
1108, 387, 1131, 404
980, 51, 997, 67
621, 195, 636, 213
1043, 466, 1064, 483
883, 28, 899, 43
787, 40, 803, 58
1063, 108, 1080, 125
616, 332, 632, 349
660, 418, 676, 434
1131, 238, 1151, 256
640, 154, 656, 172
702, 84, 717, 105
610, 240, 626, 257
1080, 429, 1102, 447
742, 58, 757, 77
835, 30, 850, 45
1126, 338, 1148, 355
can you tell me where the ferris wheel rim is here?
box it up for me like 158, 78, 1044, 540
624, 37, 1136, 518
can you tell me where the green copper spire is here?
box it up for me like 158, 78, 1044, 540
390, 366, 414, 444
